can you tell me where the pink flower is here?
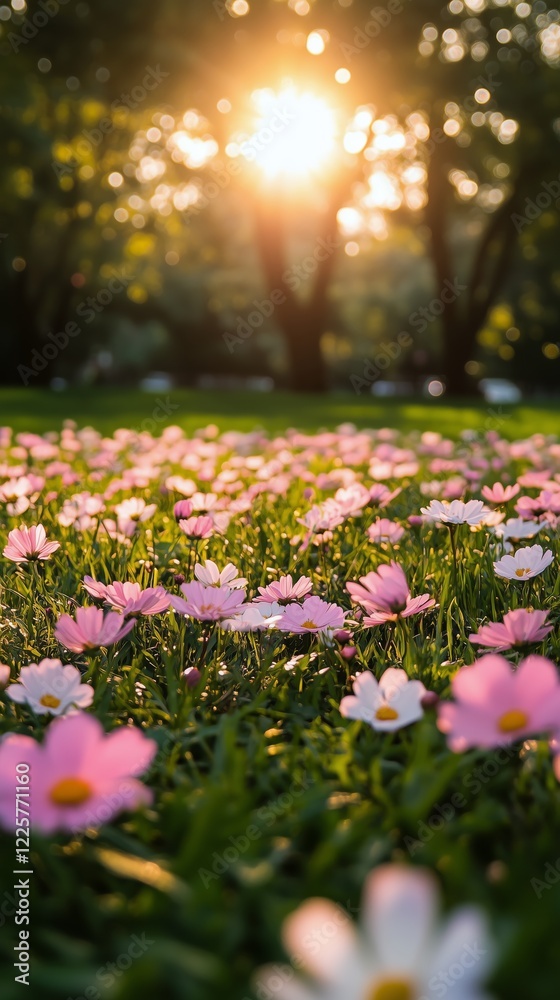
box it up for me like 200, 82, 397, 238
255, 574, 313, 604
438, 654, 560, 752
298, 500, 345, 533
0, 713, 156, 833
347, 562, 435, 625
516, 490, 560, 519
169, 581, 247, 621
179, 515, 214, 539
481, 482, 520, 505
277, 595, 346, 637
55, 606, 135, 653
0, 664, 11, 689
3, 524, 60, 563
194, 560, 247, 589
367, 518, 405, 544
368, 483, 401, 507
173, 499, 194, 521
103, 582, 170, 617
470, 609, 553, 651
83, 575, 108, 601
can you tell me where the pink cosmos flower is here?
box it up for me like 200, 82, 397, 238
481, 482, 520, 505
169, 581, 247, 621
368, 483, 401, 507
276, 595, 346, 637
173, 499, 194, 521
340, 668, 426, 731
298, 500, 345, 533
179, 515, 214, 539
438, 654, 560, 751
347, 562, 435, 625
83, 575, 109, 601
58, 492, 105, 530
333, 484, 371, 517
194, 560, 247, 589
3, 524, 60, 563
0, 713, 156, 833
367, 518, 405, 544
469, 609, 553, 651
102, 582, 170, 617
55, 606, 135, 653
0, 664, 11, 689
255, 574, 313, 604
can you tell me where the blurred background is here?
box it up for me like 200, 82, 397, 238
1, 0, 560, 402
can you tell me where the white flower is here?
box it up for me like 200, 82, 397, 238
256, 865, 494, 1000
194, 560, 247, 589
6, 659, 94, 716
221, 604, 283, 632
493, 543, 554, 581
340, 668, 426, 732
493, 518, 542, 544
113, 498, 157, 523
420, 499, 491, 526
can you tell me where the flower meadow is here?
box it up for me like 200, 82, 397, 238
1, 422, 560, 998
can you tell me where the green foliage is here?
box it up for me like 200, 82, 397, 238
0, 410, 560, 996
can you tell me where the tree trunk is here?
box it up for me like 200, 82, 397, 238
425, 134, 534, 395
253, 181, 349, 393
283, 308, 327, 392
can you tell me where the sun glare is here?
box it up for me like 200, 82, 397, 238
238, 86, 338, 180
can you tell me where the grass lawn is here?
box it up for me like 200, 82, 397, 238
1, 391, 560, 1000
0, 387, 559, 437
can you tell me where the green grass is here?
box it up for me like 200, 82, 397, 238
0, 387, 559, 437
1, 408, 560, 999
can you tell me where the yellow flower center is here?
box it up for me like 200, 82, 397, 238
40, 694, 61, 708
366, 978, 413, 1000
375, 706, 399, 721
301, 619, 317, 629
49, 777, 92, 806
515, 568, 530, 577
498, 709, 529, 733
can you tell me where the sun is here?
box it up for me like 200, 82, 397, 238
235, 85, 338, 181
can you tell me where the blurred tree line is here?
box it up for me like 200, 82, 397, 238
1, 0, 559, 393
